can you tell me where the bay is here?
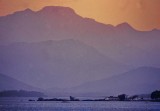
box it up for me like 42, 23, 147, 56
0, 97, 160, 111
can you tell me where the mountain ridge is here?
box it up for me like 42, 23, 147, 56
1, 6, 159, 32
0, 39, 128, 89
68, 67, 160, 95
0, 73, 41, 91
0, 6, 160, 91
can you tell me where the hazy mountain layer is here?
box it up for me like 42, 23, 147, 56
0, 6, 160, 92
0, 73, 40, 91
0, 39, 128, 89
70, 67, 160, 95
0, 6, 160, 67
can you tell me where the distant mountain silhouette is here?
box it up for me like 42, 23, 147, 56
0, 39, 128, 89
0, 73, 40, 91
0, 6, 160, 92
0, 6, 159, 67
69, 67, 160, 95
0, 6, 82, 44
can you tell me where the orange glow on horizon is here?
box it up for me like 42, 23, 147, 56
0, 0, 160, 31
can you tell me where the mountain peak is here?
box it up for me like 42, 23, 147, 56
39, 6, 76, 15
6, 8, 34, 17
24, 8, 33, 12
151, 28, 160, 33
17, 8, 34, 14
116, 22, 135, 31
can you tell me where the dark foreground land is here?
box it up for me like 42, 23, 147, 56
35, 96, 160, 102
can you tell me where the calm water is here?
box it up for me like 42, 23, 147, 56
0, 97, 160, 111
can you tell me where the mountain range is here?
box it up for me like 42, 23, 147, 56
0, 6, 160, 67
0, 6, 160, 95
0, 39, 128, 89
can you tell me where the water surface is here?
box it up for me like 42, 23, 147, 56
0, 97, 160, 111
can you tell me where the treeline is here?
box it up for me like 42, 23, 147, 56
114, 90, 160, 101
0, 90, 45, 97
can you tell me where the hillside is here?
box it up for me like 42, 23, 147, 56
0, 39, 128, 89
69, 67, 160, 95
0, 73, 40, 91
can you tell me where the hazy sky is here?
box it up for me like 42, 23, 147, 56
0, 0, 160, 31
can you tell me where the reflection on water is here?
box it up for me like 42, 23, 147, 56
0, 97, 160, 111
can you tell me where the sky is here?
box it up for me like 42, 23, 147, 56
0, 0, 160, 31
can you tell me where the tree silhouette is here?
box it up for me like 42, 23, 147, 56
151, 90, 160, 100
118, 94, 126, 101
